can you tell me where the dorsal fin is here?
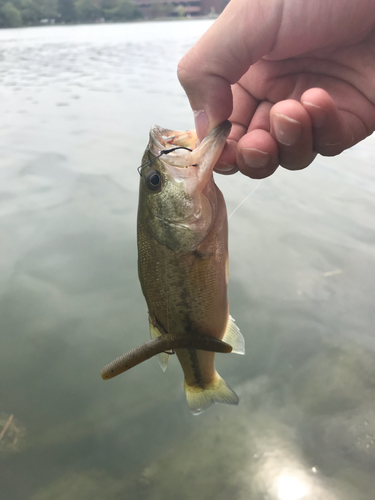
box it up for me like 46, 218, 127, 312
222, 315, 245, 354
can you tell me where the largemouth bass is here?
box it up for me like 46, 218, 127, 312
137, 120, 245, 414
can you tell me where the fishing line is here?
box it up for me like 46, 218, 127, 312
228, 181, 262, 220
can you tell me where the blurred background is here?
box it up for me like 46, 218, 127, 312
1, 19, 375, 500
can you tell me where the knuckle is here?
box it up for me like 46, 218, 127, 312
177, 57, 187, 82
177, 53, 195, 86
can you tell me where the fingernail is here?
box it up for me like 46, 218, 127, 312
273, 113, 302, 146
302, 101, 326, 128
215, 162, 237, 174
242, 148, 271, 168
193, 110, 208, 140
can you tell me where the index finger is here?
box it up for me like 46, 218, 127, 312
177, 0, 282, 139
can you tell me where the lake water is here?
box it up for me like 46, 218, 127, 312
1, 20, 375, 500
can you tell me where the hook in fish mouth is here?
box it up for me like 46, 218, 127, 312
137, 146, 197, 177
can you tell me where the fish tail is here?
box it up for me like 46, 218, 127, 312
184, 372, 239, 415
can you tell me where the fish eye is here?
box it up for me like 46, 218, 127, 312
145, 170, 162, 191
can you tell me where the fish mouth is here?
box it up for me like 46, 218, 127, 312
149, 121, 232, 186
151, 127, 198, 152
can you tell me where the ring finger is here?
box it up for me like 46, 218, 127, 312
270, 99, 316, 170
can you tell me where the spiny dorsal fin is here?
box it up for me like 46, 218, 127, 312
222, 315, 245, 354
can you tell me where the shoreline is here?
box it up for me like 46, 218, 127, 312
0, 14, 218, 30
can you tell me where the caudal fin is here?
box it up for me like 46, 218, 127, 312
184, 372, 239, 415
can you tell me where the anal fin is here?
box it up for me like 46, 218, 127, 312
222, 315, 245, 354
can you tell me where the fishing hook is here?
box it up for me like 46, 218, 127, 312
137, 146, 194, 176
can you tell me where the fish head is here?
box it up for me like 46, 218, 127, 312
138, 121, 231, 254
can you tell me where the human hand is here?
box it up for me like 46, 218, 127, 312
178, 0, 375, 178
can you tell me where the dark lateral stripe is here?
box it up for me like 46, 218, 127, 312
100, 335, 232, 380
187, 348, 205, 388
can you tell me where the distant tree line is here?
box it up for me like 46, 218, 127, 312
0, 0, 143, 28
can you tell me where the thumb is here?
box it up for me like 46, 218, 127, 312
177, 0, 282, 139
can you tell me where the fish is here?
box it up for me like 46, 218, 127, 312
136, 120, 245, 414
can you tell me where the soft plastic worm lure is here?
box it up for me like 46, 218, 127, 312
100, 335, 232, 380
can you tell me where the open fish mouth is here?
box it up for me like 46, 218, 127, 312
154, 127, 198, 150
146, 121, 232, 179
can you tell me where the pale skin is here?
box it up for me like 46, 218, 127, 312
177, 0, 375, 179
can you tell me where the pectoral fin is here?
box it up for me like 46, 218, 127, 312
222, 315, 245, 354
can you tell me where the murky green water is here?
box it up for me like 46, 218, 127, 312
1, 20, 375, 500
